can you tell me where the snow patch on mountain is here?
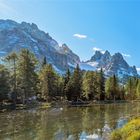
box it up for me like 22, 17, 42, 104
80, 63, 96, 71
83, 50, 138, 78
0, 19, 80, 72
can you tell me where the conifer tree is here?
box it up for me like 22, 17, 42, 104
0, 64, 10, 101
66, 64, 82, 101
82, 71, 95, 100
125, 77, 138, 100
125, 78, 133, 100
119, 86, 125, 100
17, 49, 38, 101
98, 68, 105, 100
56, 75, 65, 97
39, 64, 57, 101
42, 56, 47, 67
5, 52, 18, 94
64, 69, 71, 99
136, 79, 140, 99
105, 75, 119, 100
105, 77, 111, 99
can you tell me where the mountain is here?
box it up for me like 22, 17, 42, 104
0, 19, 138, 79
0, 19, 80, 73
81, 50, 138, 80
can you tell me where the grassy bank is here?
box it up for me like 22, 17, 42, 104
110, 118, 140, 140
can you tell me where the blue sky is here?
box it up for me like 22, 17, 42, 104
0, 0, 140, 70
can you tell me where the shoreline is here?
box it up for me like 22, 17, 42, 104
0, 100, 139, 112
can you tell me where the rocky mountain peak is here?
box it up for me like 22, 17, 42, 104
112, 53, 124, 60
60, 44, 70, 53
0, 19, 138, 79
0, 19, 80, 73
0, 19, 18, 31
59, 43, 80, 65
90, 51, 103, 61
104, 50, 111, 57
111, 53, 129, 68
82, 50, 138, 79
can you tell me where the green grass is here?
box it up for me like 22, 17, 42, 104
110, 118, 140, 140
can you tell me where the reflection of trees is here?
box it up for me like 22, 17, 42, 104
81, 106, 105, 135
0, 110, 41, 140
0, 103, 140, 140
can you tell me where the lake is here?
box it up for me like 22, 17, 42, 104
0, 102, 140, 140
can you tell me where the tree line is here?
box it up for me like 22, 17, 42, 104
0, 49, 140, 104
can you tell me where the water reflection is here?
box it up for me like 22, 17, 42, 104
0, 102, 140, 140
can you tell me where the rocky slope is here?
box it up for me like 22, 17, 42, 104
0, 19, 80, 73
0, 19, 138, 79
81, 50, 138, 78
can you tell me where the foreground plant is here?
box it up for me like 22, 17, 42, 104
111, 118, 140, 140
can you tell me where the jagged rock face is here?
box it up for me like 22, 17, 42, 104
85, 51, 138, 78
59, 44, 80, 66
0, 19, 80, 72
90, 51, 103, 61
0, 19, 138, 78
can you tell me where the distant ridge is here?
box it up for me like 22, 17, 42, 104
0, 19, 138, 79
80, 50, 138, 80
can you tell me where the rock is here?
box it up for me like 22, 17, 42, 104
0, 19, 80, 73
83, 50, 139, 81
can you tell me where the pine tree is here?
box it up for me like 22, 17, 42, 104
105, 77, 111, 99
125, 78, 133, 100
98, 68, 105, 100
125, 77, 138, 100
39, 64, 57, 101
56, 75, 65, 97
132, 77, 138, 100
136, 79, 140, 99
105, 75, 119, 100
0, 64, 10, 101
64, 69, 71, 99
82, 71, 95, 100
119, 86, 125, 100
5, 52, 18, 94
66, 64, 82, 101
17, 49, 38, 102
42, 56, 47, 67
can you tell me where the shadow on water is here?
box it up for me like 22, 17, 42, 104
0, 102, 140, 140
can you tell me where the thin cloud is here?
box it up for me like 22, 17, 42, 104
122, 53, 131, 58
0, 0, 16, 15
93, 47, 102, 51
101, 51, 105, 54
93, 47, 105, 54
136, 68, 140, 72
73, 34, 87, 39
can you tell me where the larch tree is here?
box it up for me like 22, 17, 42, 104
17, 49, 38, 102
105, 75, 119, 100
39, 64, 57, 101
82, 71, 95, 100
5, 52, 18, 94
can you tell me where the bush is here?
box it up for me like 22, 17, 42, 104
110, 118, 140, 140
